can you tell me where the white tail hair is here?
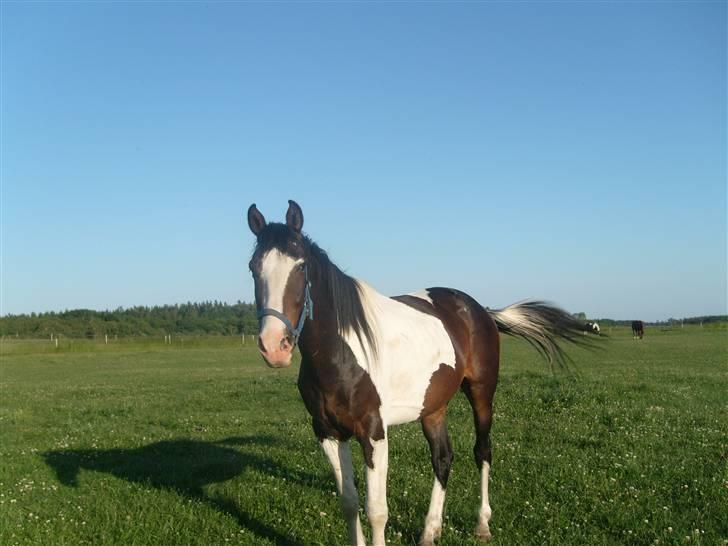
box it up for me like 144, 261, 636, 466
487, 301, 596, 367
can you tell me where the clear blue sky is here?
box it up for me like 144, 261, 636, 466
2, 2, 726, 322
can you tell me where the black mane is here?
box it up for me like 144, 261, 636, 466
306, 239, 377, 357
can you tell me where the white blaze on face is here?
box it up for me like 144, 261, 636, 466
258, 249, 302, 341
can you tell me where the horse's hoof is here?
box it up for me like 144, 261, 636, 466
475, 525, 493, 542
418, 527, 441, 546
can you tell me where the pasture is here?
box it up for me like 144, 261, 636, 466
1, 327, 726, 545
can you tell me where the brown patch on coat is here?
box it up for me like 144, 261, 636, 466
280, 264, 307, 330
422, 363, 461, 415
297, 339, 385, 469
393, 288, 500, 418
296, 268, 385, 469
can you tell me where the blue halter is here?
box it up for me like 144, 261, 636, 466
256, 265, 314, 345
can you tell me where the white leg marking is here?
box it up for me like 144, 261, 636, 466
475, 461, 493, 541
419, 479, 446, 545
321, 439, 366, 546
366, 436, 389, 546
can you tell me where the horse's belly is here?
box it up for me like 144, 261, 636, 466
386, 405, 425, 426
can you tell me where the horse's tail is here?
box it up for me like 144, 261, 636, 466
487, 300, 598, 367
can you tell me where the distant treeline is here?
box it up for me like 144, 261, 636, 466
1, 303, 726, 339
0, 302, 259, 338
579, 315, 727, 327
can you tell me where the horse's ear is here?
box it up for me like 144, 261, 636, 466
247, 204, 266, 237
285, 200, 304, 233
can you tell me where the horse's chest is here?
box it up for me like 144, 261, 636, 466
298, 353, 384, 442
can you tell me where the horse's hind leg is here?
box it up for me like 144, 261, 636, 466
462, 378, 495, 542
419, 407, 453, 546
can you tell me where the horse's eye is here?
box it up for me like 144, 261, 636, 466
297, 262, 305, 272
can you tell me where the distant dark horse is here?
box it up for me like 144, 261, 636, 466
584, 321, 601, 335
246, 200, 591, 546
632, 320, 644, 339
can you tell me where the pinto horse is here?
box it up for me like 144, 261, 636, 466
247, 200, 590, 546
584, 321, 601, 335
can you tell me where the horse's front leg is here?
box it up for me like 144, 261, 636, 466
363, 433, 389, 546
320, 438, 366, 546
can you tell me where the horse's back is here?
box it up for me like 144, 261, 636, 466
421, 287, 500, 386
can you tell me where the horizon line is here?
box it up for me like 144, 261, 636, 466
1, 300, 725, 325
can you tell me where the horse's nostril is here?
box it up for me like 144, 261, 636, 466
257, 336, 266, 353
280, 336, 293, 351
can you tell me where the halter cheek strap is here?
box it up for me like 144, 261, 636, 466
256, 266, 314, 345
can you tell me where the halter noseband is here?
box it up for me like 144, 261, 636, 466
256, 265, 314, 345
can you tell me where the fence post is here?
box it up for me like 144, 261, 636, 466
105, 334, 108, 344
55, 338, 59, 349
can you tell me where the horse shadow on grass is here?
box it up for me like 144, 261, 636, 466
43, 435, 329, 546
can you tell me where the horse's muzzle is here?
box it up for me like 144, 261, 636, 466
257, 331, 294, 368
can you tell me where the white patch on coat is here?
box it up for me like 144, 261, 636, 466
258, 250, 302, 332
410, 289, 434, 305
420, 479, 446, 544
341, 281, 456, 427
592, 322, 600, 334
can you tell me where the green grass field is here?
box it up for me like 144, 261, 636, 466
1, 327, 726, 545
